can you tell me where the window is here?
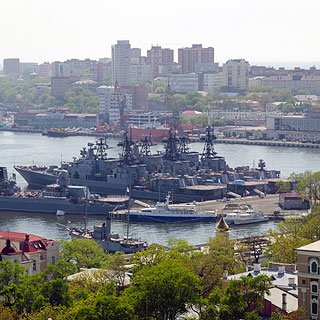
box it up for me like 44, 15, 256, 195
309, 258, 319, 274
311, 299, 318, 315
311, 281, 318, 294
33, 261, 36, 272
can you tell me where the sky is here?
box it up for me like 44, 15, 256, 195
1, 0, 320, 68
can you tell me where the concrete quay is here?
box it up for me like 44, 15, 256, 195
214, 138, 320, 149
196, 194, 308, 220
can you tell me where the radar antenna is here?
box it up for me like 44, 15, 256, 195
258, 159, 266, 171
80, 147, 87, 158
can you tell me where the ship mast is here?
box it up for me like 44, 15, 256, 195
201, 126, 217, 160
120, 131, 136, 165
163, 129, 179, 161
139, 135, 152, 156
94, 137, 109, 160
178, 134, 190, 154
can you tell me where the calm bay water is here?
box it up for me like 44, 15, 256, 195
0, 131, 319, 245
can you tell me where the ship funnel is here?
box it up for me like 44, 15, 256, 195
57, 170, 70, 187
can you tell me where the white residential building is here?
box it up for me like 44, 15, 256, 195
170, 73, 199, 93
223, 59, 250, 91
130, 64, 151, 84
112, 40, 131, 86
203, 73, 223, 93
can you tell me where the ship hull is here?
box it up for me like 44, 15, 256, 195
0, 196, 116, 215
127, 213, 217, 223
70, 232, 146, 254
15, 167, 223, 203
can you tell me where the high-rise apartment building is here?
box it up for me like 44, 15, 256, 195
112, 40, 131, 87
222, 59, 250, 91
147, 46, 174, 79
178, 44, 214, 74
3, 58, 20, 74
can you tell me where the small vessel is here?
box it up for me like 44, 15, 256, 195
56, 209, 65, 216
69, 184, 147, 254
69, 221, 147, 254
225, 209, 268, 225
123, 193, 218, 223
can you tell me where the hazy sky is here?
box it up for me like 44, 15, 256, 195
2, 0, 320, 67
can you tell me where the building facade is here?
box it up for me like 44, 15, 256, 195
3, 58, 20, 74
147, 46, 174, 79
0, 231, 59, 274
249, 75, 320, 94
178, 44, 214, 74
266, 110, 320, 141
296, 240, 320, 319
169, 73, 199, 93
222, 59, 250, 91
112, 40, 131, 86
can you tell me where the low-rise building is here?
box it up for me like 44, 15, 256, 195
279, 192, 310, 210
14, 111, 97, 129
228, 262, 298, 317
0, 231, 59, 274
249, 75, 320, 94
267, 110, 320, 141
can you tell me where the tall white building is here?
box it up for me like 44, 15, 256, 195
222, 59, 250, 91
203, 73, 223, 93
112, 40, 131, 87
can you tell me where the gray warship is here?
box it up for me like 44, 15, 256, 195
0, 167, 127, 215
15, 128, 281, 202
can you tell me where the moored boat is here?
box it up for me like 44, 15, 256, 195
225, 209, 268, 225
119, 193, 218, 223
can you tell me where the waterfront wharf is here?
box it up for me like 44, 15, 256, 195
111, 194, 308, 222
214, 138, 320, 149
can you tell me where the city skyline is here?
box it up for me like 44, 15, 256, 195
1, 0, 320, 68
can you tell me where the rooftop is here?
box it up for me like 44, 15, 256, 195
296, 240, 320, 252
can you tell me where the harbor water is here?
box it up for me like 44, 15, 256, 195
1, 131, 319, 245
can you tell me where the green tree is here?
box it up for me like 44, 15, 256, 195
0, 303, 18, 320
125, 260, 200, 320
59, 238, 107, 270
192, 234, 242, 297
0, 260, 24, 306
200, 275, 270, 320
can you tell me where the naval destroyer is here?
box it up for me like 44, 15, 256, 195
15, 128, 281, 202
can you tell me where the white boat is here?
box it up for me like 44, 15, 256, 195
127, 194, 218, 223
56, 209, 65, 216
225, 209, 268, 225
